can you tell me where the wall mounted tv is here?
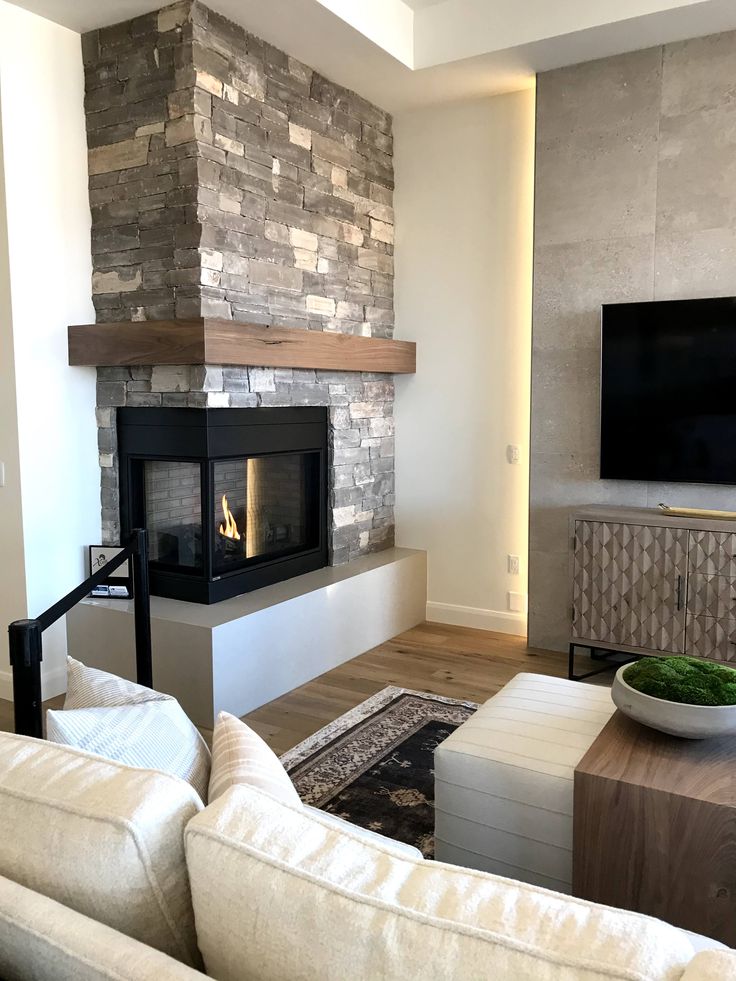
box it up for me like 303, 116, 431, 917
600, 296, 736, 485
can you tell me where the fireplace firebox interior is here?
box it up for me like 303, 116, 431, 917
118, 407, 328, 603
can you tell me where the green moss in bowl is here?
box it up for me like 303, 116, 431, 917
623, 656, 736, 707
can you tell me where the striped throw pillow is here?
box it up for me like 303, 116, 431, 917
47, 657, 211, 802
208, 712, 300, 805
63, 656, 166, 709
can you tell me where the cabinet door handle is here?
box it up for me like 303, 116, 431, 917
676, 575, 684, 611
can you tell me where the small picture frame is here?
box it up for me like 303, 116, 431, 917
88, 546, 131, 599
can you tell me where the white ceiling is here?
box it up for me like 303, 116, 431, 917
6, 0, 736, 112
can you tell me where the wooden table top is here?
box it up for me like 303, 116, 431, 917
576, 710, 736, 806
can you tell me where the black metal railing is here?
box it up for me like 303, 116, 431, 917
8, 529, 152, 739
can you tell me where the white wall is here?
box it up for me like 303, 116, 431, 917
0, 0, 98, 697
393, 89, 535, 635
0, 111, 29, 665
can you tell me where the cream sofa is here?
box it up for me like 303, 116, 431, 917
1, 730, 735, 981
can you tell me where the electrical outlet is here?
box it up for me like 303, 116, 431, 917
506, 444, 521, 464
508, 554, 520, 575
508, 591, 526, 613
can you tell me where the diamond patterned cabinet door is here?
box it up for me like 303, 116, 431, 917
572, 521, 687, 652
687, 574, 736, 620
687, 616, 736, 662
689, 532, 736, 576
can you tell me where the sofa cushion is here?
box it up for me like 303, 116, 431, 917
48, 657, 210, 801
185, 783, 696, 981
302, 805, 424, 859
0, 874, 204, 981
682, 929, 728, 954
208, 711, 301, 805
0, 731, 202, 968
682, 950, 736, 979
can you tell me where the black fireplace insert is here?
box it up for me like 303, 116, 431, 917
118, 407, 328, 603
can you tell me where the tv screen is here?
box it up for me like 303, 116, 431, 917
600, 297, 736, 485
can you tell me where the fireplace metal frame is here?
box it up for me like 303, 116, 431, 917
118, 407, 329, 604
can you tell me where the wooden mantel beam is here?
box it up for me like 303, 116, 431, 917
68, 319, 416, 374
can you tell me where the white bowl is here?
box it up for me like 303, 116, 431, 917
611, 664, 736, 739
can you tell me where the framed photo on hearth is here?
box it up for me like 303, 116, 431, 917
88, 545, 131, 599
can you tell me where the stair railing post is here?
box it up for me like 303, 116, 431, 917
8, 619, 43, 738
131, 528, 153, 689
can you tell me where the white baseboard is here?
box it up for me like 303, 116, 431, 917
426, 602, 527, 637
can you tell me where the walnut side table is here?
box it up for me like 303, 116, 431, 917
573, 710, 736, 946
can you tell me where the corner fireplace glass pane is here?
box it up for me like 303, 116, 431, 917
213, 452, 318, 576
144, 461, 202, 570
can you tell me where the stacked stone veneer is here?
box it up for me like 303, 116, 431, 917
85, 1, 395, 565
83, 0, 394, 328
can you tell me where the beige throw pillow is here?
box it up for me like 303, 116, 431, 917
47, 657, 210, 802
208, 711, 301, 805
682, 950, 736, 980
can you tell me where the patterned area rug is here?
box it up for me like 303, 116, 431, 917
280, 687, 477, 858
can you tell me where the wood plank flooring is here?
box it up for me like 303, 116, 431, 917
0, 693, 62, 737
242, 623, 569, 754
0, 624, 577, 755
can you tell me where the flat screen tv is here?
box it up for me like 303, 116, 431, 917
600, 296, 736, 485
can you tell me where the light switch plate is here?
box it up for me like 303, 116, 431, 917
508, 591, 526, 613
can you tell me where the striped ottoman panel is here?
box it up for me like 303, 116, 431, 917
434, 673, 614, 893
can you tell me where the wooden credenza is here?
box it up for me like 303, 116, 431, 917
571, 506, 736, 663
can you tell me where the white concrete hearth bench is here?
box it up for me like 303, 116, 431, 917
434, 673, 615, 893
66, 547, 426, 729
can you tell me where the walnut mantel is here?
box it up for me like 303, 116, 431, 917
68, 320, 416, 374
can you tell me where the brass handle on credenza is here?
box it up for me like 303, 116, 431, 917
676, 575, 683, 611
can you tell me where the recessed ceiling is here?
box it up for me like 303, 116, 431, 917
6, 0, 736, 112
400, 0, 447, 9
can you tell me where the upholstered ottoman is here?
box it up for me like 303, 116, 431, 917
434, 672, 615, 894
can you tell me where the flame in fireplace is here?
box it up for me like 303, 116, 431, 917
219, 494, 241, 540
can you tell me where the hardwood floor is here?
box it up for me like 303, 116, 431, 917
241, 623, 569, 754
0, 624, 575, 754
0, 693, 63, 737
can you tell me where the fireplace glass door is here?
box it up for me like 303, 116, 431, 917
213, 452, 320, 576
144, 461, 203, 571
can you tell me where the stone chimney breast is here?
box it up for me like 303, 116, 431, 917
83, 1, 397, 566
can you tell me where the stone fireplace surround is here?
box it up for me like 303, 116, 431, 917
85, 0, 397, 571
97, 365, 395, 569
